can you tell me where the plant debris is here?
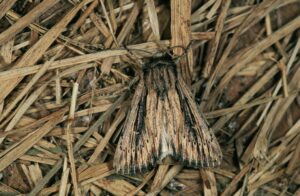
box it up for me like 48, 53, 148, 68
0, 0, 299, 195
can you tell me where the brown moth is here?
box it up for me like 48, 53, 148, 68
113, 54, 222, 174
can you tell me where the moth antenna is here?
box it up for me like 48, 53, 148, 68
168, 41, 193, 58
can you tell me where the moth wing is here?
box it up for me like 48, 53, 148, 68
174, 77, 222, 167
114, 65, 222, 174
113, 79, 156, 174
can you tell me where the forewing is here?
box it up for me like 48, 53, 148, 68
175, 76, 222, 167
114, 79, 156, 174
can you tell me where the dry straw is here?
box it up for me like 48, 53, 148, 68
0, 0, 299, 195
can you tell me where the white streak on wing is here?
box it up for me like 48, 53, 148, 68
160, 109, 173, 160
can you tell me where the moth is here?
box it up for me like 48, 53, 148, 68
113, 53, 222, 174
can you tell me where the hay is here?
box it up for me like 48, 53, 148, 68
0, 0, 299, 195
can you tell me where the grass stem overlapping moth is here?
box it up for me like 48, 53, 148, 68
113, 52, 222, 174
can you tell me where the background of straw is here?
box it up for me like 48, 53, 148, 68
0, 0, 299, 195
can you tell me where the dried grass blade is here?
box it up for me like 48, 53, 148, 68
191, 32, 215, 40
70, 0, 98, 35
0, 47, 63, 122
205, 94, 283, 119
202, 0, 231, 78
0, 111, 64, 172
19, 155, 57, 165
128, 170, 155, 196
0, 0, 17, 20
206, 0, 222, 19
256, 38, 300, 126
200, 169, 217, 196
202, 0, 283, 106
66, 82, 80, 196
212, 65, 278, 130
0, 41, 170, 81
253, 65, 300, 158
148, 165, 183, 195
192, 0, 216, 18
88, 109, 125, 163
78, 162, 113, 182
150, 165, 169, 193
0, 0, 59, 45
221, 164, 252, 196
99, 0, 119, 46
28, 159, 63, 196
73, 85, 130, 152
2, 83, 48, 142
0, 50, 127, 81
0, 0, 88, 103
93, 178, 145, 195
208, 14, 300, 109
171, 0, 192, 84
146, 0, 160, 40
58, 157, 70, 196
101, 0, 143, 74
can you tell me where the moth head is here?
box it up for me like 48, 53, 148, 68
142, 53, 176, 72
122, 43, 192, 76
